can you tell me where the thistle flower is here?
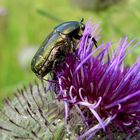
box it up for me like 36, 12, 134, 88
54, 20, 140, 139
0, 20, 140, 140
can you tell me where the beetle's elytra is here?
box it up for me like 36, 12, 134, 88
31, 20, 97, 78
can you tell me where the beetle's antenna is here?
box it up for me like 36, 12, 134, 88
88, 35, 98, 48
80, 18, 84, 23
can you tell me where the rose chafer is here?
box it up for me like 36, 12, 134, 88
31, 20, 97, 78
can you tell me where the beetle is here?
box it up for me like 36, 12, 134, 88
31, 19, 97, 78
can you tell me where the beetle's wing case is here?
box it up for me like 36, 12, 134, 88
31, 31, 71, 77
31, 32, 54, 70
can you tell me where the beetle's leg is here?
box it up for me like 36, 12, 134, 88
76, 34, 98, 48
71, 41, 75, 52
92, 37, 98, 48
72, 32, 97, 48
88, 35, 98, 48
73, 34, 82, 40
74, 34, 98, 48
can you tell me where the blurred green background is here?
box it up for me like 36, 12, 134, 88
0, 0, 140, 104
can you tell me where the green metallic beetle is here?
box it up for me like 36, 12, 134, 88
31, 20, 97, 78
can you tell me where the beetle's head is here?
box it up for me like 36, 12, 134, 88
66, 19, 85, 41
77, 18, 85, 38
69, 19, 85, 40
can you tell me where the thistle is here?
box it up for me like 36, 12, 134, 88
0, 82, 84, 139
54, 20, 140, 139
0, 20, 140, 140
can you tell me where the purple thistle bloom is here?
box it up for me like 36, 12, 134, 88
54, 20, 140, 139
